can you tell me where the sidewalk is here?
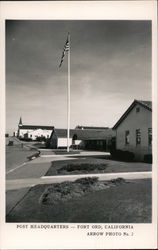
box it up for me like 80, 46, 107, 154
6, 170, 152, 191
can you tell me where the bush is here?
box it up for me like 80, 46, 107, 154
57, 163, 107, 173
144, 154, 152, 163
123, 151, 135, 161
36, 136, 47, 142
111, 149, 134, 162
8, 140, 14, 146
75, 177, 99, 185
110, 178, 125, 185
19, 138, 32, 141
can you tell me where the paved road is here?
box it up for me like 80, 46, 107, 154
6, 137, 39, 172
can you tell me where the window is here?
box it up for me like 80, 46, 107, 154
148, 128, 152, 146
125, 130, 130, 145
136, 107, 140, 113
136, 129, 141, 145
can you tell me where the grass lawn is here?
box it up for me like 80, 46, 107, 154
45, 157, 151, 176
6, 178, 151, 223
6, 187, 31, 215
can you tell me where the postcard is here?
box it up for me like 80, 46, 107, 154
0, 1, 157, 249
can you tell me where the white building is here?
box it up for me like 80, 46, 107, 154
25, 128, 53, 140
17, 117, 54, 141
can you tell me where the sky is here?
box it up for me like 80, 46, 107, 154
6, 20, 151, 134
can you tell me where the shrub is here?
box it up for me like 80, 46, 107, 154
111, 149, 134, 162
144, 154, 152, 163
20, 138, 32, 142
75, 177, 99, 185
36, 136, 46, 142
8, 140, 14, 146
123, 151, 135, 161
57, 163, 107, 173
110, 178, 125, 185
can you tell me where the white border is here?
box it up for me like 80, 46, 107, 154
0, 1, 157, 249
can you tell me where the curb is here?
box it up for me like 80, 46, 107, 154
27, 151, 40, 161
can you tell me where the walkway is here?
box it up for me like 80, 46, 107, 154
6, 171, 152, 191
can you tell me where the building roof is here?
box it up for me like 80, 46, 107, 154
113, 99, 152, 129
73, 128, 114, 140
51, 128, 115, 140
19, 125, 54, 130
136, 100, 152, 110
75, 125, 109, 130
53, 129, 75, 138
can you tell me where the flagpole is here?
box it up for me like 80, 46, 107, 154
67, 33, 70, 152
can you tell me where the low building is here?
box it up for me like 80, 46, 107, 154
49, 129, 73, 148
113, 100, 152, 161
75, 125, 109, 130
72, 127, 115, 151
17, 117, 54, 141
23, 128, 53, 140
49, 127, 115, 151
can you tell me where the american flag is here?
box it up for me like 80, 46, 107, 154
59, 35, 69, 68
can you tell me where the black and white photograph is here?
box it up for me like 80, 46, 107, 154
6, 18, 152, 223
0, 1, 157, 249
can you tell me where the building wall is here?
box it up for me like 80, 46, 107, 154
72, 139, 113, 151
18, 128, 29, 138
84, 140, 107, 150
27, 129, 52, 140
116, 103, 152, 161
49, 132, 58, 148
58, 138, 72, 148
49, 134, 72, 149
